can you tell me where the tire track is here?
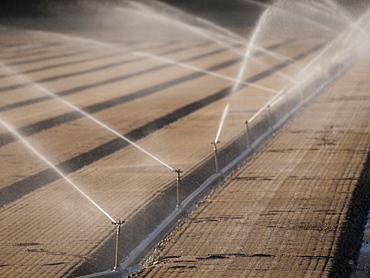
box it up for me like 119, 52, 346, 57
0, 39, 292, 147
5, 47, 101, 67
0, 42, 67, 60
0, 41, 188, 81
0, 42, 325, 207
0, 41, 212, 92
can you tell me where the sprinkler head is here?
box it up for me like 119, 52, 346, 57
211, 142, 220, 153
112, 220, 125, 272
173, 169, 183, 175
112, 220, 125, 226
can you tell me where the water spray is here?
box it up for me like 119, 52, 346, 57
251, 0, 343, 36
112, 220, 125, 271
210, 104, 229, 174
231, 6, 271, 95
1, 61, 184, 232
1, 116, 126, 273
195, 16, 246, 44
244, 88, 286, 149
297, 15, 367, 77
195, 10, 296, 63
15, 18, 295, 94
133, 51, 278, 94
214, 104, 229, 144
117, 5, 243, 56
0, 61, 175, 173
0, 117, 116, 223
124, 0, 295, 64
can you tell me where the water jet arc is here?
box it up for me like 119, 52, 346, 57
0, 118, 116, 223
0, 62, 175, 172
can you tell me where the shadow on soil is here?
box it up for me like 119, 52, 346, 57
329, 148, 370, 277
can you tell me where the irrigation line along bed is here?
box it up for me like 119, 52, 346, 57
79, 50, 357, 277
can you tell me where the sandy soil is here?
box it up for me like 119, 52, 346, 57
130, 57, 370, 278
0, 21, 367, 278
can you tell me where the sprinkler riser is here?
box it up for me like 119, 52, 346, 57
112, 220, 125, 271
174, 169, 183, 208
211, 142, 220, 173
